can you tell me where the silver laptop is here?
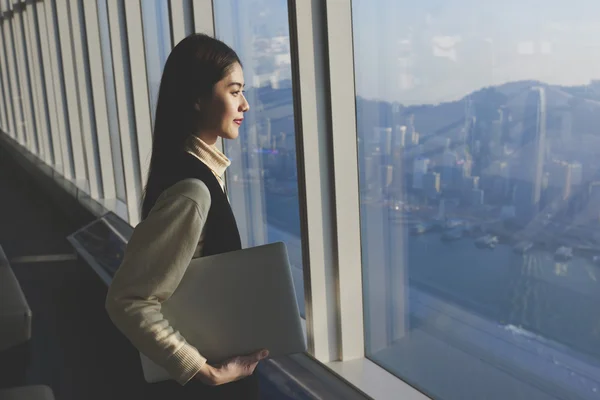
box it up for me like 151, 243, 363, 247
140, 242, 306, 383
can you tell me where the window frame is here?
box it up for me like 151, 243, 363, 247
55, 0, 88, 188
35, 0, 64, 170
67, 0, 102, 198
122, 0, 153, 217
105, 0, 143, 225
24, 0, 53, 166
19, 4, 44, 159
169, 0, 194, 48
0, 17, 15, 138
289, 0, 430, 398
11, 3, 37, 154
42, 0, 75, 179
4, 6, 27, 147
81, 0, 117, 201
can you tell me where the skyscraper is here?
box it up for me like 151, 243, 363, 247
515, 87, 547, 222
412, 158, 429, 190
424, 172, 441, 199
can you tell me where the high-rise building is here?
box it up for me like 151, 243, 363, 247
464, 176, 480, 191
571, 162, 583, 187
394, 125, 407, 149
515, 87, 547, 222
441, 150, 458, 188
588, 182, 600, 222
424, 172, 441, 199
374, 127, 393, 157
560, 109, 573, 142
407, 114, 420, 146
547, 161, 572, 201
471, 189, 485, 206
412, 158, 429, 190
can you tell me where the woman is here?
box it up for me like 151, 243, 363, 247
105, 33, 267, 399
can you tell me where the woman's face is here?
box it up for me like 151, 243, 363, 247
197, 62, 250, 144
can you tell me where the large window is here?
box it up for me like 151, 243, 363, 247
353, 1, 600, 399
214, 0, 305, 316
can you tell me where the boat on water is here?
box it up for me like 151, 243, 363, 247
411, 223, 429, 235
513, 241, 534, 254
441, 228, 463, 242
444, 219, 464, 229
555, 246, 573, 261
475, 234, 499, 249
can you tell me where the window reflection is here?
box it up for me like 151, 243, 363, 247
214, 0, 304, 317
353, 1, 600, 399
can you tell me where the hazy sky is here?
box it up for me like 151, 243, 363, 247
352, 0, 600, 105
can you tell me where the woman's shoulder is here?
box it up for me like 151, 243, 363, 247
156, 178, 212, 208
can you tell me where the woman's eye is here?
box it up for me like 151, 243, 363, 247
232, 91, 240, 96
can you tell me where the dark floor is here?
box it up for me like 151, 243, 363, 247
0, 157, 168, 399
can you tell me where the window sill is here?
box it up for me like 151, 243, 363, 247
326, 358, 430, 400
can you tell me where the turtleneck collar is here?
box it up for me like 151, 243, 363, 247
185, 135, 231, 178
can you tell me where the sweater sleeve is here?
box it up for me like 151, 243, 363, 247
105, 183, 211, 385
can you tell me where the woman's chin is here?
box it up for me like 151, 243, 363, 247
222, 131, 239, 140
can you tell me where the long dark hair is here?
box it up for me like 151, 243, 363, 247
141, 33, 241, 220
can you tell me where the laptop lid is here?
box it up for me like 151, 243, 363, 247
140, 242, 306, 383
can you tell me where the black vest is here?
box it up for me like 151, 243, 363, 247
163, 151, 242, 256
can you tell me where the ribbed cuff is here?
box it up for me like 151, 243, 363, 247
165, 342, 207, 386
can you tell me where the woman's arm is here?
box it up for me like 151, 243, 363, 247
105, 180, 211, 385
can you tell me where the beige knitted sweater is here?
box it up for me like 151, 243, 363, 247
105, 136, 229, 385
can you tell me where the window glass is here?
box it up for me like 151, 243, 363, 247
352, 1, 600, 399
214, 0, 305, 317
141, 0, 171, 128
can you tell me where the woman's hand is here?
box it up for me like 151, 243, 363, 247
194, 349, 269, 386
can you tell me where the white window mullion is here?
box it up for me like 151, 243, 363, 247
82, 0, 116, 200
191, 0, 213, 35
106, 0, 141, 225
0, 19, 14, 137
122, 0, 152, 201
43, 0, 74, 179
68, 0, 101, 198
169, 0, 193, 48
323, 0, 365, 361
22, 4, 48, 163
4, 16, 25, 146
36, 0, 63, 171
11, 7, 35, 152
55, 0, 88, 187
287, 0, 340, 363
26, 3, 52, 165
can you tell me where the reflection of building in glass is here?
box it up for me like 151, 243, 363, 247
441, 150, 457, 188
588, 182, 600, 222
547, 161, 573, 202
515, 87, 547, 222
423, 171, 441, 199
413, 158, 429, 190
471, 188, 485, 206
406, 114, 420, 146
571, 162, 583, 187
394, 125, 407, 149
